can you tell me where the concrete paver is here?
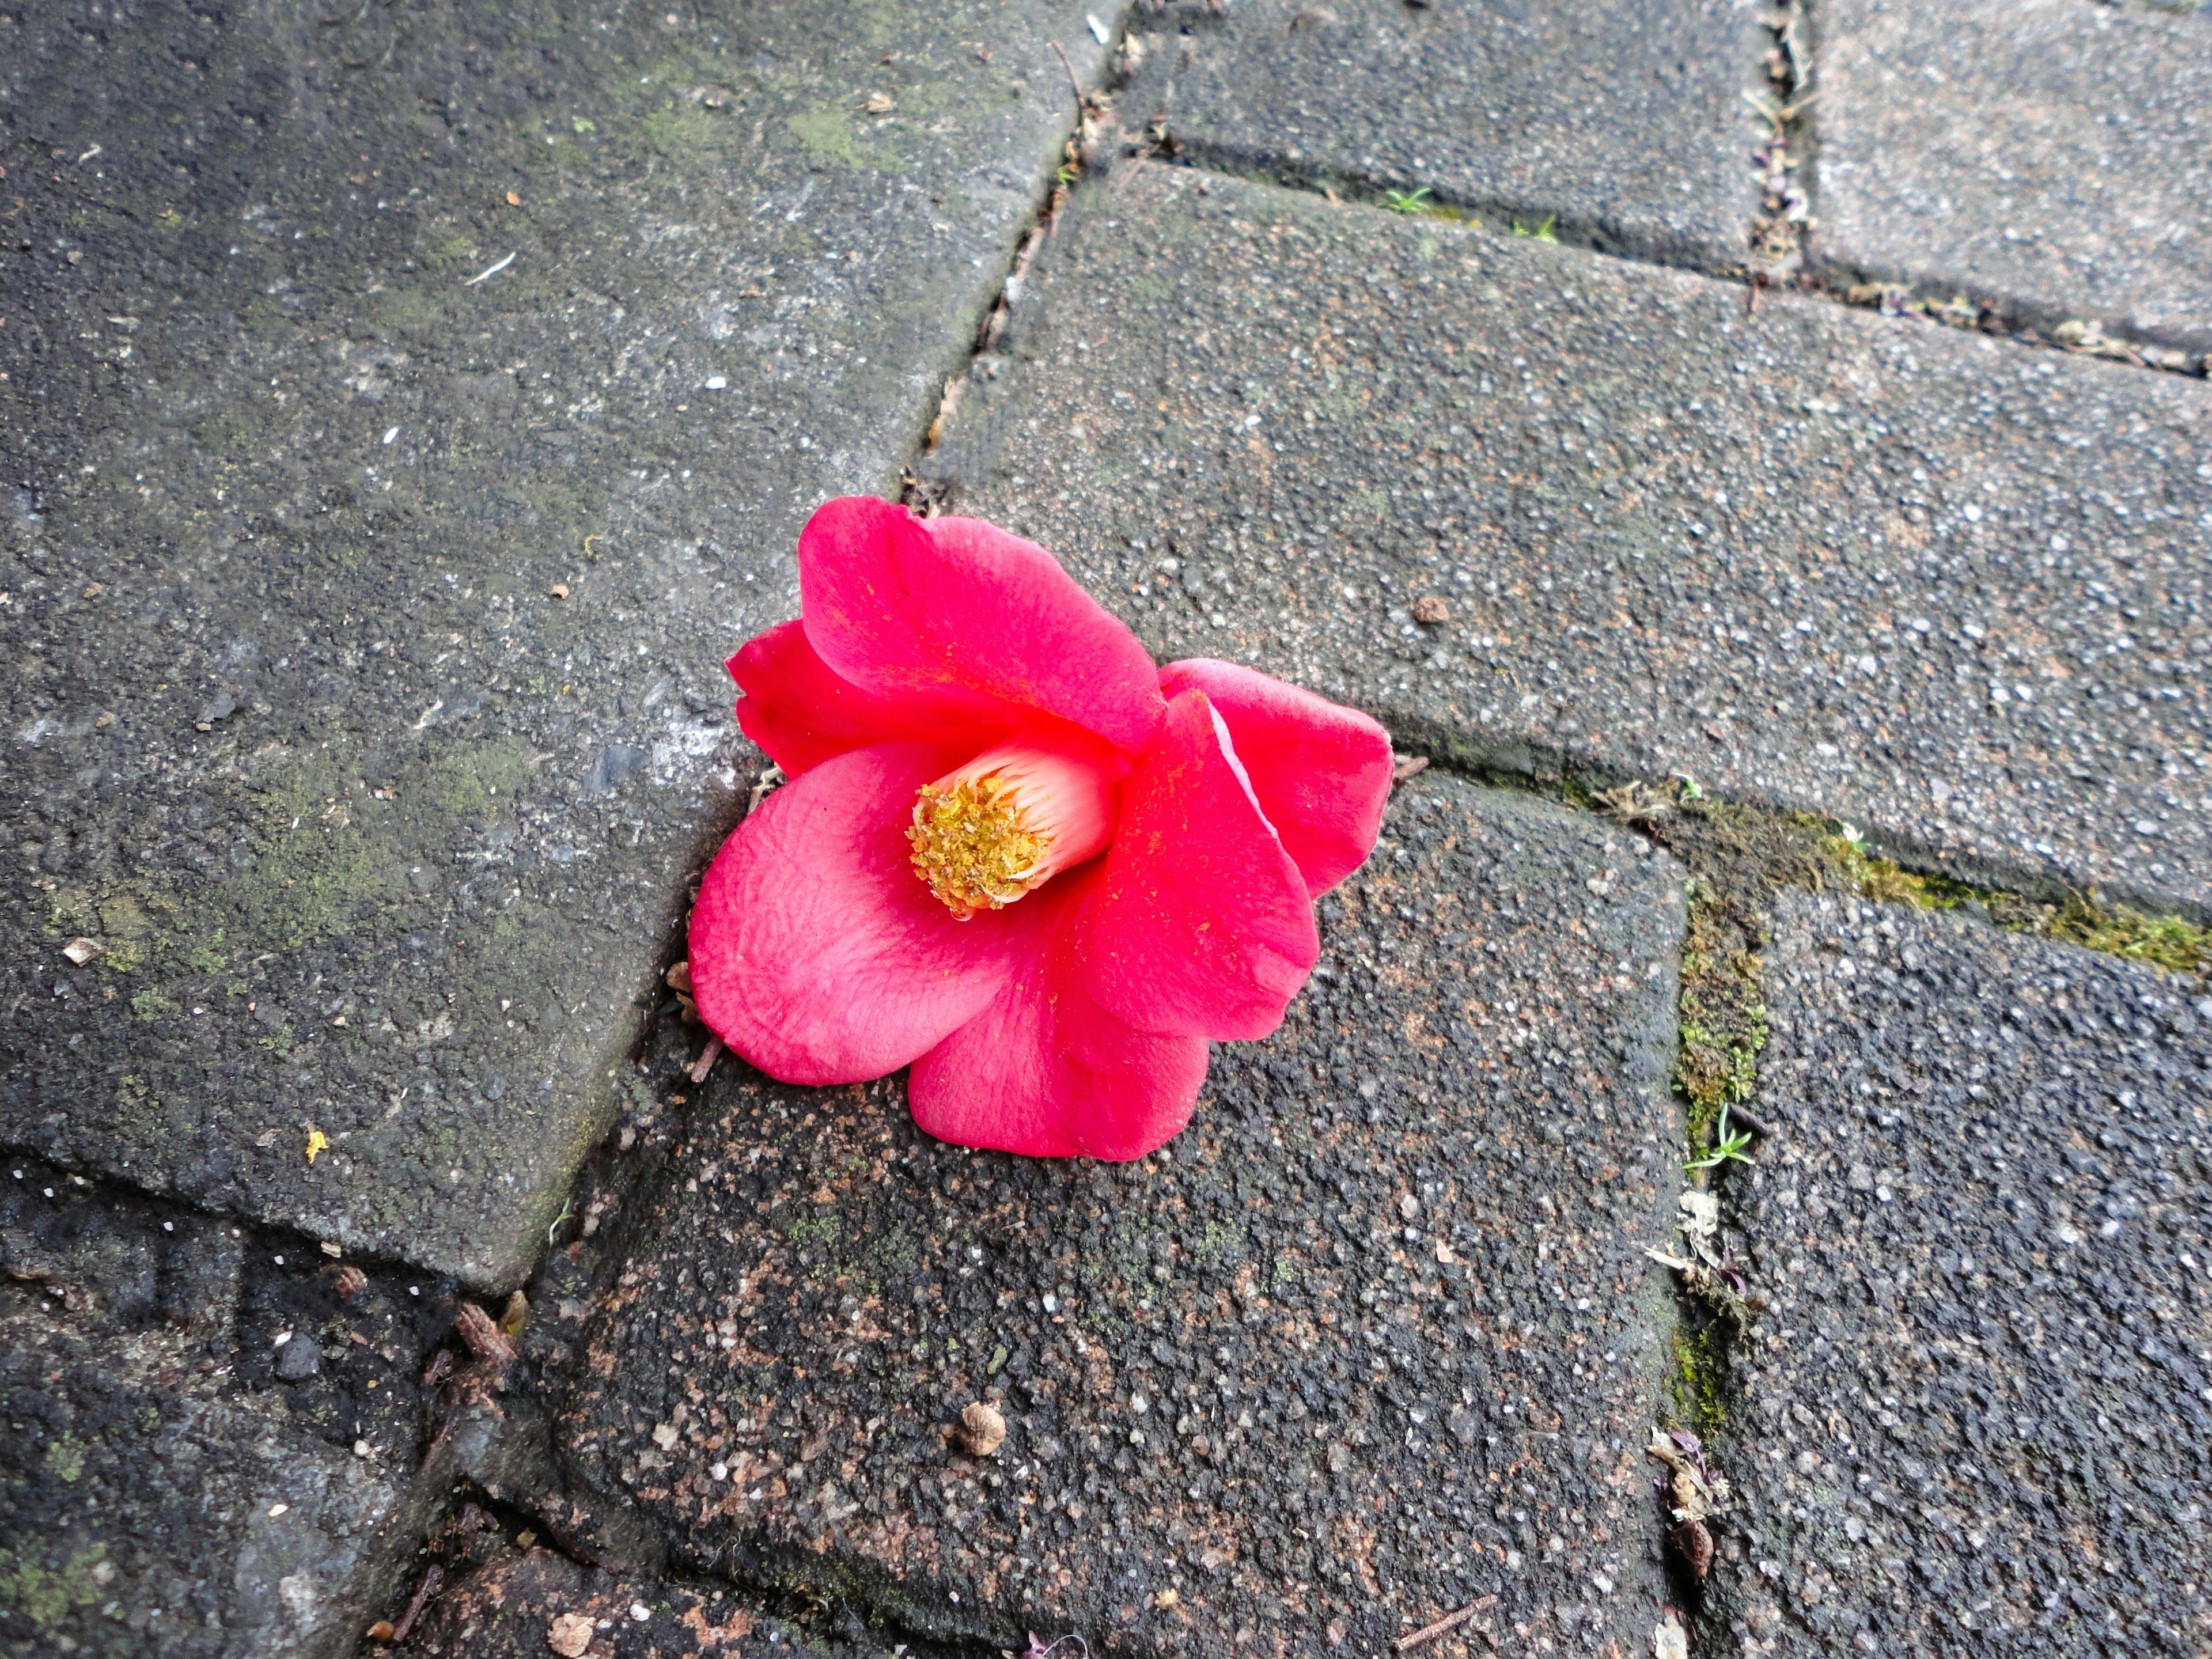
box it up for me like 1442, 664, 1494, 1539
0, 1160, 452, 1658
546, 779, 1685, 1654
1710, 892, 2212, 1654
1122, 0, 1766, 269
1814, 0, 2212, 354
926, 164, 2212, 914
1, 0, 1119, 1288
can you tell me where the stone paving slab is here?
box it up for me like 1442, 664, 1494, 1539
2, 1313, 410, 1659
546, 779, 1685, 1656
394, 1544, 836, 1659
924, 163, 2212, 915
1708, 892, 2212, 1654
1813, 0, 2212, 354
0, 1156, 461, 1658
1120, 0, 1765, 270
0, 0, 1121, 1287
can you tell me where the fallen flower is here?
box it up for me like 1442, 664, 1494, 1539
690, 497, 1393, 1159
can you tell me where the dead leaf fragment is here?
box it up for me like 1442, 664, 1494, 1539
506, 190, 522, 206
864, 91, 895, 113
61, 937, 105, 965
958, 1400, 1007, 1457
305, 1129, 329, 1165
547, 1613, 594, 1658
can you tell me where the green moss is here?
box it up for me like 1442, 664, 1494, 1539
1674, 882, 1769, 1151
131, 987, 179, 1022
2041, 892, 2210, 977
43, 1435, 87, 1485
1818, 825, 2209, 981
1671, 1321, 1730, 1440
0, 1542, 108, 1630
786, 105, 868, 169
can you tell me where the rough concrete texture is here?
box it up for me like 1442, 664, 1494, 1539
0, 0, 1120, 1287
924, 165, 2212, 915
1708, 892, 2212, 1654
1119, 0, 1766, 270
536, 779, 1685, 1656
393, 1543, 838, 1658
1814, 0, 2212, 353
1, 1289, 413, 1657
0, 1155, 465, 1656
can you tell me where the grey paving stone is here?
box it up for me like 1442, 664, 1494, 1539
1706, 892, 2212, 1653
0, 0, 1119, 1287
1, 1326, 408, 1658
1120, 0, 1766, 270
392, 1543, 840, 1659
1814, 0, 2212, 354
544, 779, 1685, 1656
924, 164, 2212, 915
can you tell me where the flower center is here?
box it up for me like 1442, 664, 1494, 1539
907, 737, 1119, 919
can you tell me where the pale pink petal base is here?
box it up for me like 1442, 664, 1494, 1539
909, 869, 1209, 1160
1079, 690, 1320, 1041
690, 743, 1037, 1084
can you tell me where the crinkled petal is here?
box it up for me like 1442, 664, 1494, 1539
689, 743, 1037, 1084
1159, 657, 1392, 897
909, 868, 1209, 1160
730, 620, 1015, 777
1078, 688, 1320, 1041
797, 496, 1165, 755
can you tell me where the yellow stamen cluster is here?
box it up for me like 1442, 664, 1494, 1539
908, 776, 1050, 920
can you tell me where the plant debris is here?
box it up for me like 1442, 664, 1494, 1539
1647, 1427, 1729, 1579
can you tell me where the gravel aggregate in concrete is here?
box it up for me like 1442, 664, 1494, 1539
925, 164, 2212, 914
1708, 891, 2212, 1654
0, 0, 1119, 1287
547, 779, 1686, 1654
1814, 0, 2212, 353
1120, 0, 1766, 270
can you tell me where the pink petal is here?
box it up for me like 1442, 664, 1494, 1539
1159, 657, 1393, 897
730, 620, 1014, 777
797, 496, 1165, 756
1078, 688, 1320, 1042
689, 742, 1039, 1085
909, 868, 1209, 1160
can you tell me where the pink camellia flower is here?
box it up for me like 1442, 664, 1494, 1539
688, 496, 1393, 1160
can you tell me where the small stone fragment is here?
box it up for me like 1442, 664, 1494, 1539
958, 1400, 1007, 1457
547, 1612, 594, 1657
275, 1335, 322, 1381
61, 937, 105, 965
1411, 593, 1450, 623
865, 91, 895, 113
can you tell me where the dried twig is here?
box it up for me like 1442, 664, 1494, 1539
389, 1565, 445, 1642
687, 1034, 725, 1085
1047, 39, 1084, 107
1395, 1596, 1497, 1652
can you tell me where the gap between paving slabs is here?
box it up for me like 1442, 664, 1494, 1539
1109, 1, 2207, 385
388, 774, 1696, 1658
354, 26, 2203, 1654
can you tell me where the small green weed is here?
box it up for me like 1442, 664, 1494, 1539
1383, 187, 1434, 214
1511, 214, 1559, 243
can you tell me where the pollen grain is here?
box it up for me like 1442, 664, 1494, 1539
908, 777, 1049, 919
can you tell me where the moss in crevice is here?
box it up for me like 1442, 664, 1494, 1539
1671, 1316, 1733, 1442
1819, 827, 2210, 980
